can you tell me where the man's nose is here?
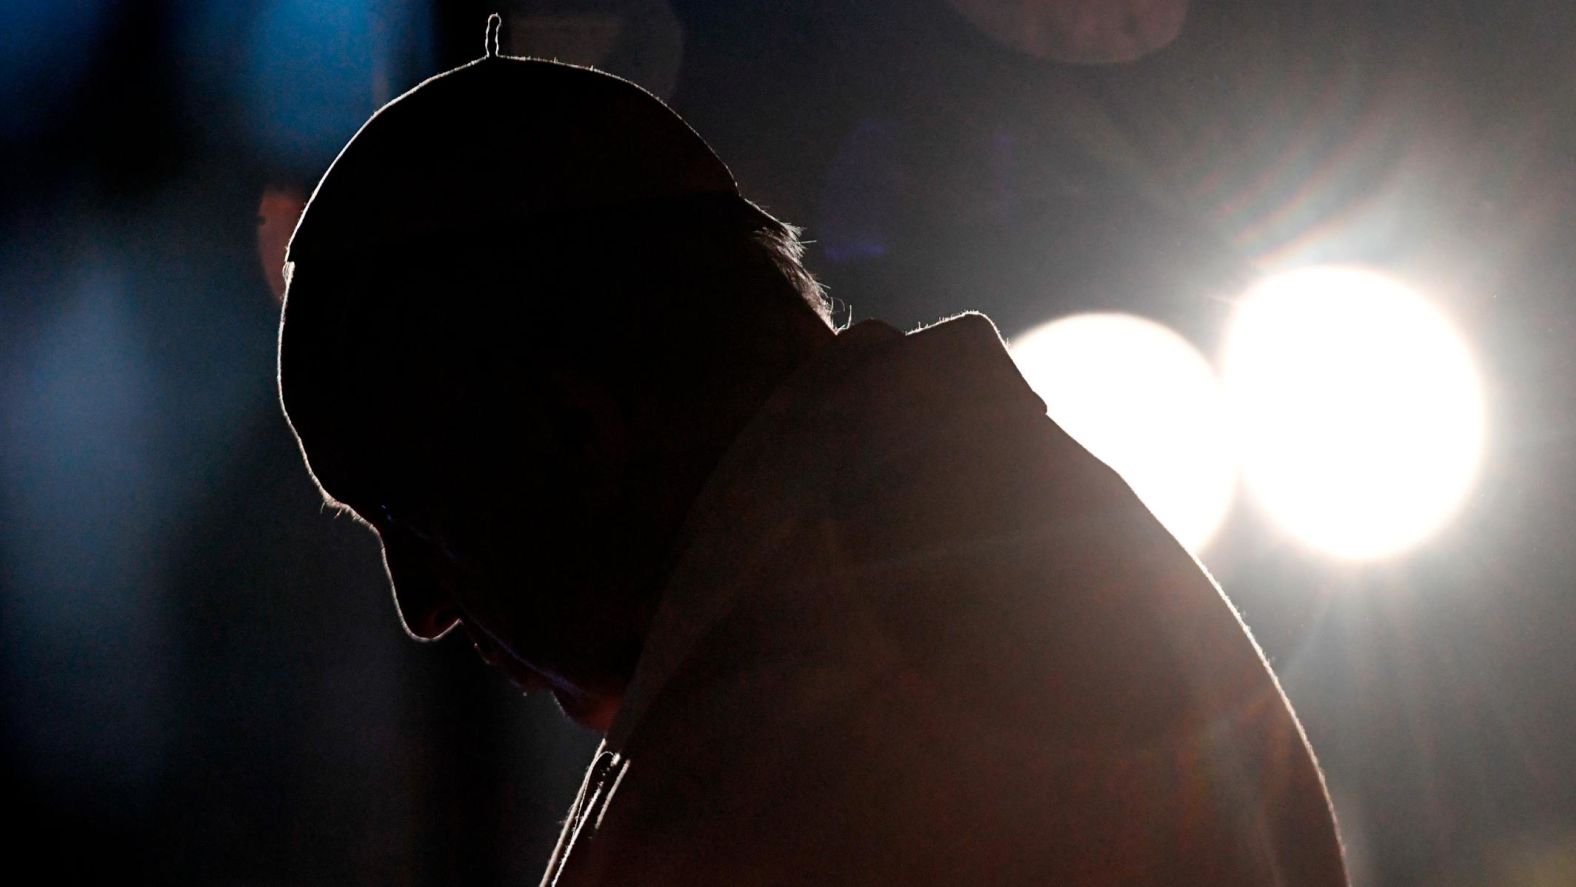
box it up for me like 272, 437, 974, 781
380, 536, 461, 640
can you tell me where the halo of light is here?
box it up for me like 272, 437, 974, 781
1010, 313, 1235, 553
1221, 266, 1485, 560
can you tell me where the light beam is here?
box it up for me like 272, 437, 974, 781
1221, 266, 1485, 560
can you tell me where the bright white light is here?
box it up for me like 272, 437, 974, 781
1221, 266, 1485, 560
1010, 313, 1235, 553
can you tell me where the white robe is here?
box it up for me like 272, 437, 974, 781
543, 313, 1347, 886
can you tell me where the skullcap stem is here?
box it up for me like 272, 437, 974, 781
485, 13, 502, 59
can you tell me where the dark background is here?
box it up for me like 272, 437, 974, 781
2, 1, 1573, 884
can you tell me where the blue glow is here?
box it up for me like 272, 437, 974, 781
1, 263, 169, 790
4, 267, 156, 602
0, 0, 112, 137
244, 0, 378, 164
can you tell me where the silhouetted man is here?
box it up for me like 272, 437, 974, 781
279, 20, 1346, 886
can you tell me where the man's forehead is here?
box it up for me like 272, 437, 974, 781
294, 380, 571, 512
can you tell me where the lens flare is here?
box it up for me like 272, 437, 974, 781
1010, 313, 1235, 553
1221, 266, 1485, 560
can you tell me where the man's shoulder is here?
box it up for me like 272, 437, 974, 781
554, 311, 1346, 886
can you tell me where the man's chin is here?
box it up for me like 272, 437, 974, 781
475, 641, 621, 730
552, 687, 621, 732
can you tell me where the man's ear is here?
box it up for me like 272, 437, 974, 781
257, 184, 306, 305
